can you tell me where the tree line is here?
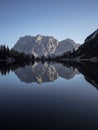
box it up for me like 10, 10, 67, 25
0, 44, 77, 63
0, 45, 35, 62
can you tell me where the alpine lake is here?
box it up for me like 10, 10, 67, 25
0, 60, 98, 130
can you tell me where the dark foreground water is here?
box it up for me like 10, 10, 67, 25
0, 61, 98, 130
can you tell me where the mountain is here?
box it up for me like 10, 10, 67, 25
72, 29, 98, 59
13, 35, 58, 57
13, 35, 79, 57
54, 38, 79, 56
14, 62, 78, 83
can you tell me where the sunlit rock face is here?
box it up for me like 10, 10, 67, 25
14, 62, 79, 84
13, 35, 58, 57
13, 35, 80, 57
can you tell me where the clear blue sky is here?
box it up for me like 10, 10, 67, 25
0, 0, 98, 48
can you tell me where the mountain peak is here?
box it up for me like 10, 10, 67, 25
61, 38, 76, 44
13, 35, 79, 57
36, 35, 42, 42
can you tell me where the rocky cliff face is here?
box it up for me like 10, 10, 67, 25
54, 38, 79, 56
13, 35, 79, 57
13, 35, 58, 57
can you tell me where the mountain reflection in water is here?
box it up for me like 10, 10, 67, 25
0, 60, 98, 129
0, 61, 98, 88
14, 62, 79, 83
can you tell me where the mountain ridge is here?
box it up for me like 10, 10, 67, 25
71, 28, 98, 59
13, 35, 80, 57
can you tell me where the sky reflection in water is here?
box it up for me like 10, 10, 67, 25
0, 61, 98, 129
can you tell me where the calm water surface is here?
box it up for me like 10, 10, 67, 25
0, 61, 98, 129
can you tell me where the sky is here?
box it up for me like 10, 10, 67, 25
0, 0, 98, 48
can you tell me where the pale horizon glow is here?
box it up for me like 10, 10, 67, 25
0, 0, 98, 48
